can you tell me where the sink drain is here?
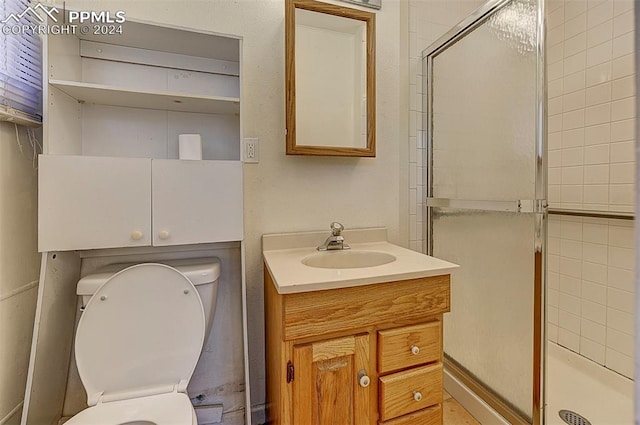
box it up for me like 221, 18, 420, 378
559, 410, 592, 425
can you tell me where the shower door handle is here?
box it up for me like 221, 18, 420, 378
425, 197, 547, 214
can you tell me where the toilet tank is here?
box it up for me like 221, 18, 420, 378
77, 258, 221, 341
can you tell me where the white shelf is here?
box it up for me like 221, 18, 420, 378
49, 80, 240, 115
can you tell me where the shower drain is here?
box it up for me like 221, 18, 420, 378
559, 410, 592, 425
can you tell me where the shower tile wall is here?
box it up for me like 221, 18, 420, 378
547, 216, 634, 378
547, 0, 635, 212
407, 0, 485, 253
546, 0, 635, 379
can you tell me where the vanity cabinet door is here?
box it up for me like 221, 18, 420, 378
292, 334, 373, 425
38, 155, 152, 251
151, 159, 243, 246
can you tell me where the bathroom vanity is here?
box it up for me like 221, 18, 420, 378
263, 228, 457, 424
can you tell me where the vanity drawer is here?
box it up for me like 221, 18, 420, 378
378, 321, 441, 374
379, 363, 443, 421
282, 276, 450, 340
379, 405, 442, 425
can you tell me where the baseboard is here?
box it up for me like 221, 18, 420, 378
444, 368, 511, 425
0, 402, 24, 425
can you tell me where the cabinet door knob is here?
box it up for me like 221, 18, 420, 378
410, 345, 420, 355
131, 230, 143, 241
158, 230, 170, 240
359, 375, 370, 388
413, 391, 422, 402
358, 370, 370, 388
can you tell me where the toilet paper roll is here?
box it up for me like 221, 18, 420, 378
178, 134, 203, 160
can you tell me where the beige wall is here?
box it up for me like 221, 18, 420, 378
63, 0, 407, 414
0, 123, 40, 424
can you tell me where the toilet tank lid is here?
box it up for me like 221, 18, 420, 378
77, 257, 221, 296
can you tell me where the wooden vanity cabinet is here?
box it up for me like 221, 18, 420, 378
265, 268, 451, 425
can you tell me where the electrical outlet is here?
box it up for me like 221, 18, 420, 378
243, 138, 259, 163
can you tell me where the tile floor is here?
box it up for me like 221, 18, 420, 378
443, 390, 481, 425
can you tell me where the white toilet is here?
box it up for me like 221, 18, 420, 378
66, 257, 221, 425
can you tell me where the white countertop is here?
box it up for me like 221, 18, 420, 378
263, 228, 459, 294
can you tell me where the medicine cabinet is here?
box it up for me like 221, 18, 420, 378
285, 0, 376, 157
38, 19, 244, 252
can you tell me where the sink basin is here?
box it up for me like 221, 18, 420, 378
302, 250, 396, 269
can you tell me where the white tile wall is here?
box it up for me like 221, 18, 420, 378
546, 0, 635, 380
548, 216, 635, 378
547, 0, 636, 213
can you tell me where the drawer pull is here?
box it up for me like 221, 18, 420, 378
413, 391, 422, 402
410, 345, 420, 355
358, 370, 370, 388
131, 230, 143, 241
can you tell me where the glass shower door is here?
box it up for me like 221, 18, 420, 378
423, 0, 545, 423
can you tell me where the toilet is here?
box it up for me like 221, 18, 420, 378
65, 258, 221, 425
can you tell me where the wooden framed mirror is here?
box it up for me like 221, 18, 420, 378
285, 0, 375, 157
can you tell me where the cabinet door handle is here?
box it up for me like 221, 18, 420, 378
410, 345, 420, 355
358, 370, 370, 388
158, 230, 170, 240
131, 230, 143, 241
413, 391, 422, 401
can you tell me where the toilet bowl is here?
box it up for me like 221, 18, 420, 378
66, 258, 221, 425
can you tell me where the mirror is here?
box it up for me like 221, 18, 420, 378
286, 0, 375, 157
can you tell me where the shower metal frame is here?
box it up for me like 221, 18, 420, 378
421, 0, 546, 424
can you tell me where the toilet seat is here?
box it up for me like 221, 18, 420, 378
72, 263, 205, 423
64, 392, 196, 425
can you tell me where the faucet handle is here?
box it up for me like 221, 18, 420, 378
330, 222, 344, 236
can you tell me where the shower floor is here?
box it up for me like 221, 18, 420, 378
546, 342, 633, 425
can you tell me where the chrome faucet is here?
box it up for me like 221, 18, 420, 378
317, 222, 350, 251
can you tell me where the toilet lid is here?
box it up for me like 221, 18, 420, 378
75, 264, 205, 405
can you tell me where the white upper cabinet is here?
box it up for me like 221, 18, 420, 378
152, 160, 243, 246
38, 156, 244, 252
39, 155, 152, 252
39, 18, 243, 252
